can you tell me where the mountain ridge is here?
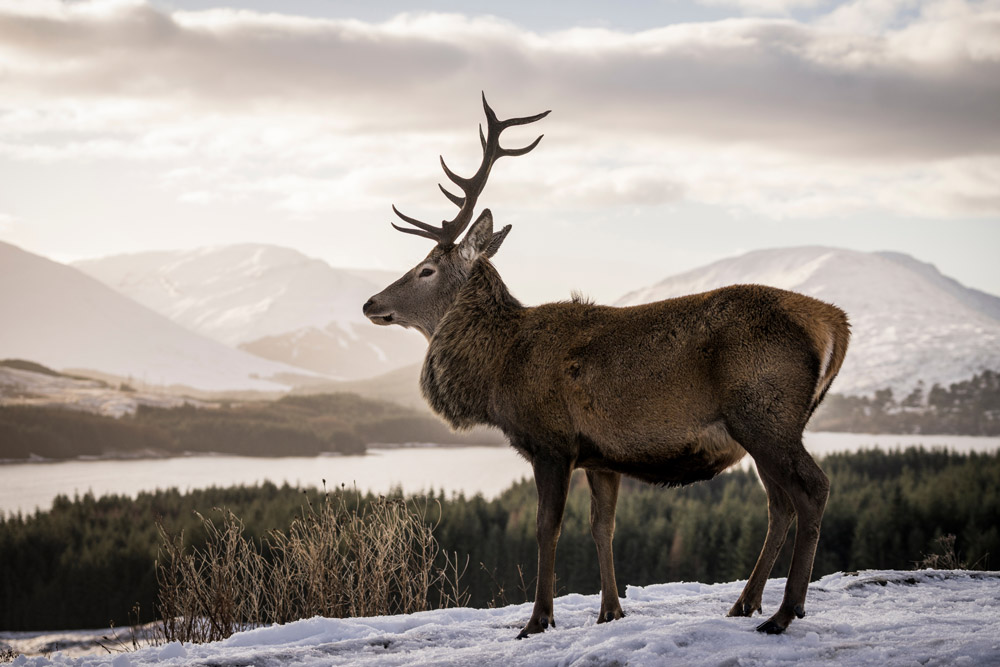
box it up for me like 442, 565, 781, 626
0, 242, 323, 392
51, 241, 1000, 401
74, 244, 426, 381
617, 245, 1000, 398
875, 250, 1000, 323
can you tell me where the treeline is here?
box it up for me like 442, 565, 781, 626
0, 393, 501, 461
811, 370, 1000, 435
1, 447, 997, 631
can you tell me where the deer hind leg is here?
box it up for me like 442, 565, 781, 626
517, 454, 573, 639
729, 467, 795, 618
752, 446, 830, 634
586, 469, 625, 623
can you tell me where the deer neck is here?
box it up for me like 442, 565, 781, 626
420, 258, 522, 430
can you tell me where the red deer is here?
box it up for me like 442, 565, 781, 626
363, 94, 849, 637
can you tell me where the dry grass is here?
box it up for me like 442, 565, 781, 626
480, 562, 533, 609
916, 534, 988, 571
155, 490, 469, 644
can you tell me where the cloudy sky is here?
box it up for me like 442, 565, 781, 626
1, 0, 997, 305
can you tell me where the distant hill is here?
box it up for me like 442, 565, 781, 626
0, 242, 321, 392
0, 358, 206, 418
57, 242, 1000, 409
290, 364, 504, 443
617, 246, 1000, 398
292, 363, 426, 410
0, 389, 506, 462
75, 245, 426, 381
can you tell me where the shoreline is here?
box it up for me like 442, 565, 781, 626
2, 431, 999, 466
0, 441, 509, 466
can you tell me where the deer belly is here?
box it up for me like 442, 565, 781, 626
578, 422, 747, 486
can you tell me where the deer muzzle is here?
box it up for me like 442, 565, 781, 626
362, 297, 396, 326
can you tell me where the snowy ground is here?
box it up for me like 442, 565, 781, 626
6, 570, 999, 666
0, 367, 207, 419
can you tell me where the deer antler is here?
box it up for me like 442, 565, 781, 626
392, 93, 550, 246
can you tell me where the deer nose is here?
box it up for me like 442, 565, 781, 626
362, 298, 375, 316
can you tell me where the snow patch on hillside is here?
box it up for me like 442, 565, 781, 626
0, 242, 321, 392
0, 367, 202, 418
7, 570, 998, 666
618, 246, 1000, 398
75, 245, 373, 346
74, 245, 426, 380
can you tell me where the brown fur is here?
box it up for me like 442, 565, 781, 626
367, 233, 849, 637
423, 260, 847, 479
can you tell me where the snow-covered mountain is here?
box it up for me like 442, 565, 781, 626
0, 242, 322, 392
72, 244, 999, 397
617, 246, 1000, 398
74, 245, 425, 380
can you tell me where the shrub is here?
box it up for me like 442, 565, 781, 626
156, 490, 469, 643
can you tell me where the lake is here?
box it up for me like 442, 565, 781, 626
2, 432, 998, 516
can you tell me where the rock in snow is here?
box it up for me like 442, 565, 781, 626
11, 570, 1000, 666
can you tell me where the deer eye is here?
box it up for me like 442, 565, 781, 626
418, 267, 435, 278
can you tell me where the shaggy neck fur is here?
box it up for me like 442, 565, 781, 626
420, 258, 522, 429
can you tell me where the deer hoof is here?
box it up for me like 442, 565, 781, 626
728, 600, 761, 617
756, 619, 786, 634
794, 604, 806, 619
598, 608, 625, 624
516, 615, 551, 639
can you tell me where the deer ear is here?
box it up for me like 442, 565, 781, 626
484, 224, 512, 258
459, 209, 494, 262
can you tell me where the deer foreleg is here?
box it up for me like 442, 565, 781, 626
517, 455, 572, 639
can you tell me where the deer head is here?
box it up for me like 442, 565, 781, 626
363, 94, 549, 339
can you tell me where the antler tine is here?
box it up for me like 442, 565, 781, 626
439, 183, 465, 208
483, 93, 551, 134
499, 134, 545, 158
391, 93, 549, 246
440, 155, 474, 192
391, 205, 443, 242
390, 222, 439, 242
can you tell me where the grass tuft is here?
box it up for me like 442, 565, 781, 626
916, 534, 988, 571
155, 489, 469, 644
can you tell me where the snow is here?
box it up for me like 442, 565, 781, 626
8, 570, 1000, 666
72, 244, 369, 345
617, 246, 1000, 398
0, 367, 203, 418
74, 244, 426, 381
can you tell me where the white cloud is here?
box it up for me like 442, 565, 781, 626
696, 0, 831, 16
178, 190, 220, 205
0, 0, 997, 224
817, 0, 922, 33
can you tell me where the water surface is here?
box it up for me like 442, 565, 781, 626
2, 433, 997, 515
